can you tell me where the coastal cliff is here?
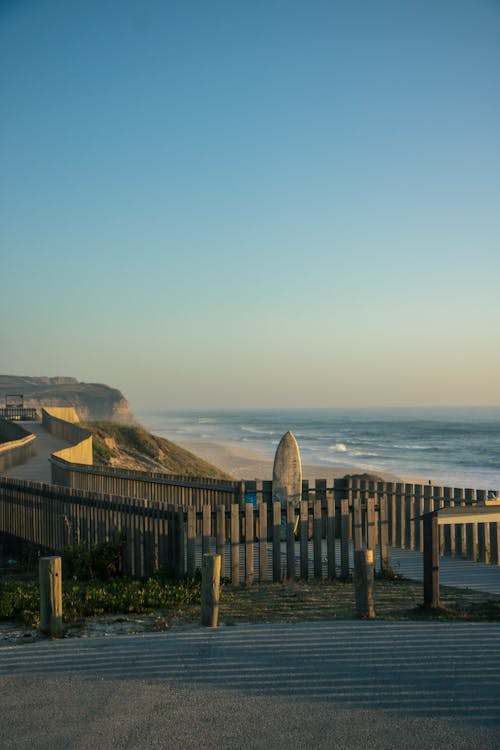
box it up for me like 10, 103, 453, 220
0, 376, 131, 421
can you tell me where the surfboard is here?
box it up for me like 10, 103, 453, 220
272, 431, 303, 506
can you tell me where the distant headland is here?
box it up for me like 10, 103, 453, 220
0, 375, 131, 422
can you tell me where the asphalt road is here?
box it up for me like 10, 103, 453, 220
1, 621, 500, 749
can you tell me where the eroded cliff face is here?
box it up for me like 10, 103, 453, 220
0, 376, 132, 421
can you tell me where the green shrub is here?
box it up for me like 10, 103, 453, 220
62, 535, 126, 581
0, 580, 39, 625
0, 574, 201, 626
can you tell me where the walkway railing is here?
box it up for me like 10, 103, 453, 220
0, 473, 499, 580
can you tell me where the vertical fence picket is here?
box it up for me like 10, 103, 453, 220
202, 505, 211, 557
245, 504, 254, 585
326, 496, 336, 579
231, 503, 240, 586
216, 504, 225, 573
272, 502, 281, 582
313, 499, 322, 579
340, 497, 349, 579
187, 506, 196, 577
465, 489, 476, 561
258, 502, 268, 582
286, 501, 295, 580
300, 500, 308, 580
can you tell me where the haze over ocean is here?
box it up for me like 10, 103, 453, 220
140, 406, 500, 491
1, 2, 499, 412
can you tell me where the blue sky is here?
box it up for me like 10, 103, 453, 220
1, 0, 499, 410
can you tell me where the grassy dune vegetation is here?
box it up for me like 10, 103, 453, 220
82, 420, 233, 479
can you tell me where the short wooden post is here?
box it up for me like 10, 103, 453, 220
201, 553, 221, 627
353, 549, 375, 619
39, 556, 63, 638
423, 513, 440, 608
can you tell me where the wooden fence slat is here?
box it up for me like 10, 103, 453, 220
300, 500, 309, 580
340, 497, 349, 579
366, 497, 376, 552
245, 503, 254, 585
230, 503, 240, 586
379, 493, 390, 574
313, 499, 322, 579
326, 496, 336, 579
272, 502, 281, 582
286, 501, 295, 580
258, 502, 268, 582
202, 505, 211, 558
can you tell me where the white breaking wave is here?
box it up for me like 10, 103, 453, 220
241, 426, 276, 436
330, 443, 348, 453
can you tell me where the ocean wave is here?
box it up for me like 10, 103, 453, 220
241, 425, 277, 436
329, 443, 348, 453
392, 443, 433, 451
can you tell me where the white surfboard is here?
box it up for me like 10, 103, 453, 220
272, 431, 303, 506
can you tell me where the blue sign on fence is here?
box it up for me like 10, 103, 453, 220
245, 492, 257, 508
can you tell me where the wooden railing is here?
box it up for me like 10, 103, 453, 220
0, 475, 498, 580
0, 407, 38, 421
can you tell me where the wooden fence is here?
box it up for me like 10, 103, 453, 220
0, 475, 499, 580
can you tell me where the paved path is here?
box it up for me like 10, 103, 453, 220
2, 421, 71, 483
1, 621, 499, 749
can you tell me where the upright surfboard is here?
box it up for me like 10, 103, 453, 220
272, 431, 302, 506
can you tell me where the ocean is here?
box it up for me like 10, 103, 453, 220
138, 407, 500, 491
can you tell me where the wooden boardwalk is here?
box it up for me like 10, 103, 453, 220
1, 421, 71, 483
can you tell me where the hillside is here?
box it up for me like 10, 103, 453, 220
83, 421, 234, 480
0, 376, 131, 421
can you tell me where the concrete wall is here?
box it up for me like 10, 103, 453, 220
0, 419, 36, 473
42, 408, 93, 471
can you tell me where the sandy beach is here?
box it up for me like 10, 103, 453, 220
181, 440, 402, 483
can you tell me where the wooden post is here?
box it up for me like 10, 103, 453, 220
379, 493, 390, 575
353, 549, 375, 619
201, 553, 221, 627
272, 501, 281, 582
423, 513, 440, 608
230, 503, 240, 586
366, 497, 376, 551
313, 499, 322, 579
258, 502, 268, 582
353, 493, 363, 550
340, 498, 350, 579
202, 505, 211, 557
39, 556, 63, 638
186, 506, 196, 577
176, 507, 185, 577
286, 501, 295, 579
299, 499, 309, 580
245, 503, 254, 585
326, 496, 336, 579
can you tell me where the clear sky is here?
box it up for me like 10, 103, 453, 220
1, 0, 499, 410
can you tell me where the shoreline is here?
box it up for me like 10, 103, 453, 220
180, 439, 404, 483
